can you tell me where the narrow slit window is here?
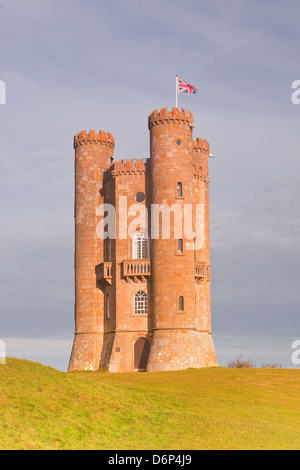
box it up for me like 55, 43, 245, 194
179, 296, 184, 311
106, 294, 110, 318
178, 238, 183, 253
177, 182, 183, 197
108, 239, 112, 262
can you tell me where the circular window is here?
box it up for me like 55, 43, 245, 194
135, 192, 146, 203
176, 140, 182, 146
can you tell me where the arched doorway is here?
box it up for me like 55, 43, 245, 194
134, 337, 150, 371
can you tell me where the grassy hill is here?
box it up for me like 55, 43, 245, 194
0, 358, 299, 450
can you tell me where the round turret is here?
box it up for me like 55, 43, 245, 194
147, 108, 201, 372
68, 129, 114, 372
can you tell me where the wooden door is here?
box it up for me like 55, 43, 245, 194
134, 338, 150, 370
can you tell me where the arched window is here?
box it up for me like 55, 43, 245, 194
177, 182, 183, 197
178, 296, 184, 311
133, 231, 149, 259
106, 294, 110, 318
134, 291, 148, 315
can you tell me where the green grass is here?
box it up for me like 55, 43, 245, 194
0, 358, 300, 450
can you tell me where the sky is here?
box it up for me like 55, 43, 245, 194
0, 0, 299, 371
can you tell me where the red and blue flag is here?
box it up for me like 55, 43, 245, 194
177, 77, 197, 94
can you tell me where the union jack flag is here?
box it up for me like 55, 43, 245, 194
177, 77, 197, 94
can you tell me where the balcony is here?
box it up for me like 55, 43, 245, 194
96, 260, 208, 285
194, 261, 209, 280
95, 262, 112, 285
122, 259, 151, 283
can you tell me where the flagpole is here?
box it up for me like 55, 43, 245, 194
176, 75, 178, 108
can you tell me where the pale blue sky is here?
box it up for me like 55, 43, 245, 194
0, 0, 299, 370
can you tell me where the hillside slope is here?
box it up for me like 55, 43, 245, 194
0, 358, 299, 450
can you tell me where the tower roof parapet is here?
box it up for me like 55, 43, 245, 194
74, 129, 115, 149
110, 158, 149, 178
193, 137, 210, 153
148, 107, 194, 129
103, 158, 149, 183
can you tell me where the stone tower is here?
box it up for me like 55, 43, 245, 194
68, 130, 114, 371
68, 107, 218, 372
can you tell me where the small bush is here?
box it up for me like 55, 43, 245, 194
261, 363, 282, 369
226, 355, 256, 368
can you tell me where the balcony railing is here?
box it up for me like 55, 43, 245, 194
122, 259, 151, 283
96, 260, 208, 284
95, 262, 112, 285
194, 261, 209, 280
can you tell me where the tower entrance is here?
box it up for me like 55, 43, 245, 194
134, 338, 150, 371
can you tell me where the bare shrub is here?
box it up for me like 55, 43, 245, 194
261, 363, 282, 369
226, 355, 256, 368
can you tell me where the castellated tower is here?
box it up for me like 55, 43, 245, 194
69, 130, 114, 371
68, 108, 218, 372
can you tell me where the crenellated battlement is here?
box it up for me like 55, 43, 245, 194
192, 163, 209, 183
113, 158, 149, 175
193, 137, 210, 153
193, 164, 203, 180
103, 158, 149, 182
74, 129, 115, 149
148, 107, 194, 129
